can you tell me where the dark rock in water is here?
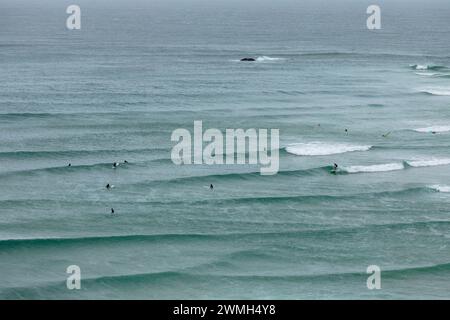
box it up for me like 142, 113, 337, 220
240, 58, 256, 62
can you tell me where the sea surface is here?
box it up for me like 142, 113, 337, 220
1, 0, 450, 299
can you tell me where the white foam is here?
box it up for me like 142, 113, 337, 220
428, 185, 450, 193
256, 56, 284, 62
344, 163, 404, 173
411, 64, 440, 70
285, 142, 372, 156
413, 64, 429, 70
231, 56, 284, 63
415, 72, 438, 76
414, 126, 450, 133
406, 158, 450, 168
421, 89, 450, 96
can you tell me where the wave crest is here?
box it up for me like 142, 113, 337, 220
415, 72, 439, 77
428, 185, 450, 193
343, 163, 404, 174
285, 142, 372, 156
256, 56, 284, 62
410, 64, 446, 71
420, 89, 450, 96
414, 126, 450, 133
406, 158, 450, 168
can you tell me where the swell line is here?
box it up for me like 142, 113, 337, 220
2, 219, 450, 247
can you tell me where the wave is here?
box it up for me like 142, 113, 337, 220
0, 234, 215, 249
274, 89, 305, 96
135, 166, 333, 186
70, 260, 450, 288
428, 185, 450, 193
295, 52, 450, 59
294, 52, 450, 59
0, 186, 436, 210
410, 64, 447, 71
0, 147, 170, 158
0, 111, 141, 120
200, 187, 438, 206
3, 260, 450, 299
3, 218, 450, 247
413, 126, 450, 133
0, 157, 176, 177
414, 72, 439, 77
341, 158, 450, 174
285, 142, 372, 156
420, 89, 450, 96
406, 158, 450, 168
4, 154, 449, 184
342, 163, 404, 174
232, 56, 284, 63
256, 56, 284, 62
0, 161, 133, 177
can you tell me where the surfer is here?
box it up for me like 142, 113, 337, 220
210, 184, 214, 190
331, 163, 338, 174
382, 132, 391, 138
68, 163, 71, 167
113, 162, 119, 168
345, 129, 348, 134
106, 183, 111, 189
124, 160, 129, 164
111, 208, 115, 214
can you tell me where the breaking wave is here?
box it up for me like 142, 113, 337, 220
428, 185, 450, 193
406, 158, 450, 168
285, 142, 372, 156
420, 89, 450, 96
256, 56, 284, 62
340, 158, 450, 174
410, 64, 446, 71
413, 126, 450, 133
343, 163, 405, 174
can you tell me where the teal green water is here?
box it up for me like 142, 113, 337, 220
1, 0, 450, 299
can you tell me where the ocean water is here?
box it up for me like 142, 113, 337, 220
1, 0, 450, 299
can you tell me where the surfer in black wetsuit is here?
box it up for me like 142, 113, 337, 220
111, 208, 115, 214
113, 162, 119, 168
331, 163, 338, 174
124, 160, 129, 164
106, 184, 111, 189
210, 184, 214, 190
68, 163, 71, 167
